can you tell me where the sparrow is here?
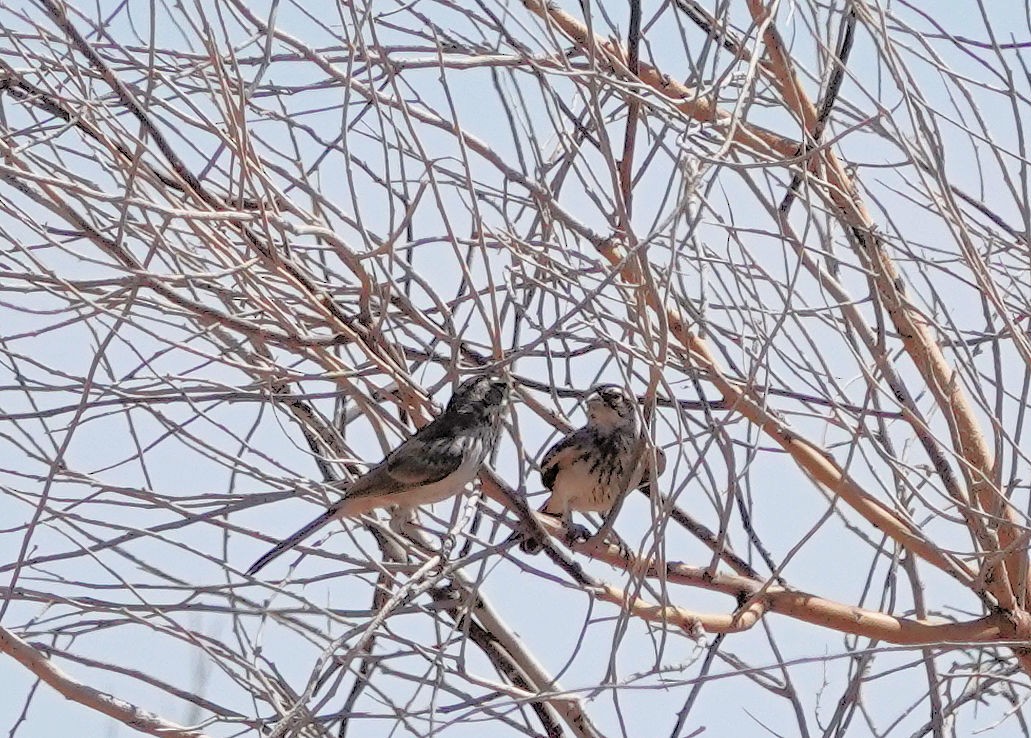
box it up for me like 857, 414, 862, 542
247, 374, 510, 575
520, 384, 648, 553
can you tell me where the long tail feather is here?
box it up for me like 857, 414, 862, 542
246, 503, 343, 576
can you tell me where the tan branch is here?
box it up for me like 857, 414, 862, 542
577, 543, 1024, 646
519, 0, 994, 598
595, 580, 1017, 644
743, 0, 1024, 607
0, 626, 212, 738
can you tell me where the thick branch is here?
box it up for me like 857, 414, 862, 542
0, 627, 212, 738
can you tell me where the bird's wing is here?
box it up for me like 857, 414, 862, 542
539, 430, 585, 491
384, 434, 465, 485
247, 427, 470, 576
339, 434, 464, 501
516, 430, 585, 551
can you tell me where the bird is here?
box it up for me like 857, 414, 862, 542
519, 384, 650, 554
246, 374, 510, 576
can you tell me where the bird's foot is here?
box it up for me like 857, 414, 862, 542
584, 531, 632, 559
563, 522, 592, 547
439, 533, 458, 561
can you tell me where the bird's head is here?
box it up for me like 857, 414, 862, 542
446, 374, 510, 420
585, 384, 638, 431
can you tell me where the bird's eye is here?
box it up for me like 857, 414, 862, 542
486, 385, 506, 404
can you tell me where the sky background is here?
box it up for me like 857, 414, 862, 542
1, 1, 1031, 737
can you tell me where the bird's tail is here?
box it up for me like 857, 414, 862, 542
246, 502, 344, 576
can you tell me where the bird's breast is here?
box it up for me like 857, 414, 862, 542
542, 425, 644, 514
550, 452, 627, 512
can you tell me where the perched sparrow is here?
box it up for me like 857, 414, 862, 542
247, 374, 510, 575
520, 384, 648, 554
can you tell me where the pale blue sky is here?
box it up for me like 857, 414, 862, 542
1, 2, 1030, 737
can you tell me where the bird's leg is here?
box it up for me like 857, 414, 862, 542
562, 511, 592, 546
389, 505, 420, 536
586, 488, 629, 549
389, 506, 438, 556
585, 518, 632, 559
587, 446, 658, 554
440, 532, 458, 562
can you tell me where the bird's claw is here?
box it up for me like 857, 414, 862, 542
563, 523, 592, 546
440, 533, 457, 561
